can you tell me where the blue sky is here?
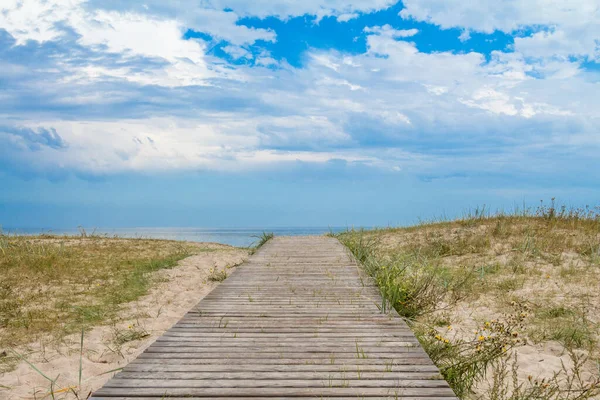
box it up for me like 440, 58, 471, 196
0, 1, 599, 229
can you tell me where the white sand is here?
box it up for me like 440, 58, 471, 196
0, 247, 247, 399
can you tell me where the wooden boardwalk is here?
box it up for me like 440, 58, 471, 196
91, 236, 457, 399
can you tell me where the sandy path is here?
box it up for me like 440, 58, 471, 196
0, 246, 247, 399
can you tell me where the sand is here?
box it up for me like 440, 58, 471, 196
0, 246, 247, 399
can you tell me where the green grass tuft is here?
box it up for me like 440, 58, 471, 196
249, 232, 274, 254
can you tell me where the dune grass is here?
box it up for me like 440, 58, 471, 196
336, 201, 600, 399
0, 234, 202, 361
249, 232, 274, 254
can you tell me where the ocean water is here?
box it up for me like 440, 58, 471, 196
6, 227, 348, 247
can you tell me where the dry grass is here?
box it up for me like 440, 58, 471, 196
1, 235, 247, 398
337, 201, 600, 399
0, 234, 222, 360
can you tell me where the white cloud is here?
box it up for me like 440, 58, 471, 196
362, 32, 485, 86
317, 77, 363, 91
87, 0, 393, 37
74, 11, 202, 62
223, 45, 252, 60
399, 0, 600, 60
337, 13, 360, 22
1, 118, 374, 174
424, 85, 448, 95
364, 25, 419, 38
310, 53, 342, 71
207, 0, 397, 19
0, 0, 277, 87
514, 29, 591, 59
1, 4, 599, 182
164, 8, 276, 46
74, 11, 217, 86
458, 30, 471, 42
460, 88, 519, 116
400, 0, 598, 34
0, 0, 82, 44
0, 1, 220, 86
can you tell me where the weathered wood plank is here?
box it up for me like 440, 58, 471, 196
90, 236, 456, 399
92, 397, 451, 400
154, 338, 420, 344
129, 357, 438, 365
103, 379, 451, 389
93, 387, 457, 397
121, 364, 441, 373
94, 395, 450, 400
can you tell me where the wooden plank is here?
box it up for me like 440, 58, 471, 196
94, 395, 454, 400
93, 387, 457, 397
154, 338, 420, 344
132, 354, 440, 367
136, 353, 431, 359
92, 397, 453, 400
114, 372, 442, 380
102, 379, 451, 388
121, 365, 441, 373
90, 236, 456, 399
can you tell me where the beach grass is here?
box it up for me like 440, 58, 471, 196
249, 232, 274, 254
336, 200, 600, 399
0, 234, 207, 359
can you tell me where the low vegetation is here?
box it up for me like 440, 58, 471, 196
0, 233, 203, 367
337, 200, 600, 399
250, 231, 274, 254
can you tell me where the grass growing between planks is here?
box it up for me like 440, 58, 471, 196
336, 200, 600, 399
0, 234, 201, 359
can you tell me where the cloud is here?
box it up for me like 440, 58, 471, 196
222, 45, 251, 60
399, 0, 598, 34
0, 0, 81, 45
337, 13, 360, 23
399, 0, 600, 60
0, 3, 599, 189
202, 0, 397, 19
364, 25, 419, 38
0, 1, 276, 47
85, 1, 394, 42
0, 124, 69, 179
513, 29, 593, 60
256, 116, 351, 150
0, 125, 68, 151
0, 0, 278, 87
0, 1, 213, 87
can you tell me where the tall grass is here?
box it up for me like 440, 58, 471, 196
336, 201, 600, 398
339, 230, 517, 396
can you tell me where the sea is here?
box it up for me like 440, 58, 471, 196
4, 227, 350, 247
